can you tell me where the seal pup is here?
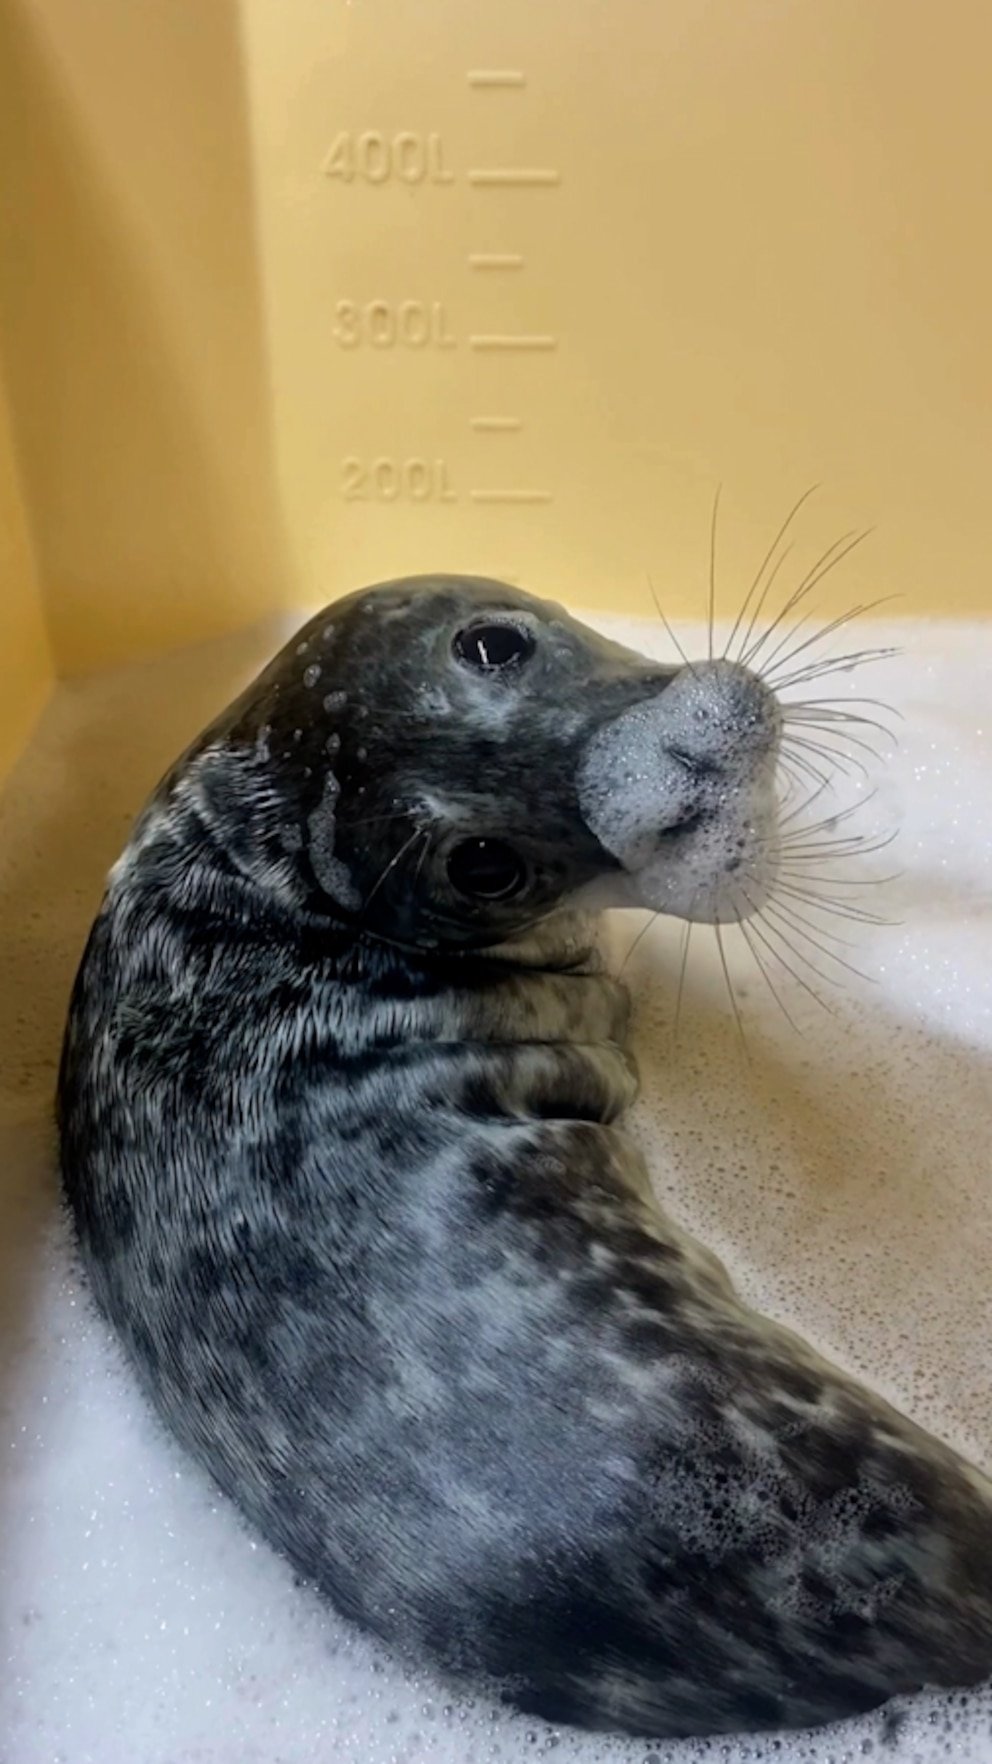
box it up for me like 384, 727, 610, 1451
58, 576, 992, 1738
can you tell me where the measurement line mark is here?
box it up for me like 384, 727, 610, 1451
467, 253, 525, 271
468, 168, 561, 188
470, 489, 553, 504
467, 70, 526, 88
470, 416, 523, 432
470, 334, 558, 352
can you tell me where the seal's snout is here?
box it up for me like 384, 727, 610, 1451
577, 659, 782, 925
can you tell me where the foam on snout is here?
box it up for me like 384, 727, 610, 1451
3, 613, 992, 1761
578, 663, 780, 922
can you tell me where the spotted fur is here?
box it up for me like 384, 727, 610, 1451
58, 578, 992, 1737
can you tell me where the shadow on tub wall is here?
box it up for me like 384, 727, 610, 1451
0, 0, 293, 676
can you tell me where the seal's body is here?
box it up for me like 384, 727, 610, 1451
59, 578, 992, 1737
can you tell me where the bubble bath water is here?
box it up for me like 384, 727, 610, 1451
1, 614, 990, 1763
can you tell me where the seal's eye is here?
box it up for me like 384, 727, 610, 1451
453, 622, 534, 672
447, 838, 528, 901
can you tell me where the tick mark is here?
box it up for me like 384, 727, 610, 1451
470, 417, 523, 432
468, 168, 561, 187
467, 253, 525, 271
467, 70, 526, 88
470, 489, 553, 504
469, 334, 558, 352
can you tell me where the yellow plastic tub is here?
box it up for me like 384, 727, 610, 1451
2, 7, 992, 1760
3, 0, 992, 770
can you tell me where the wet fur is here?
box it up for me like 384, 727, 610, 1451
59, 579, 992, 1737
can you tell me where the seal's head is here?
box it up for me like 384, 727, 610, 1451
173, 576, 783, 952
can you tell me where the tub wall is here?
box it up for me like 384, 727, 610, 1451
2, 0, 991, 776
0, 368, 53, 784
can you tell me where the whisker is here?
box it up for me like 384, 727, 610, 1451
783, 693, 902, 726
786, 726, 890, 771
776, 852, 889, 880
773, 868, 902, 888
755, 608, 819, 679
777, 775, 835, 828
776, 842, 888, 869
337, 824, 430, 978
646, 573, 696, 675
777, 812, 878, 842
725, 483, 820, 662
766, 893, 860, 950
410, 829, 432, 896
784, 722, 879, 759
762, 900, 876, 983
777, 790, 879, 841
787, 693, 902, 713
708, 484, 722, 662
738, 897, 837, 1015
779, 746, 834, 792
783, 729, 870, 776
360, 825, 427, 913
778, 836, 896, 870
342, 808, 417, 834
762, 594, 901, 686
777, 753, 821, 795
756, 586, 886, 682
735, 544, 799, 666
782, 738, 867, 780
673, 913, 695, 1045
777, 828, 900, 865
784, 715, 897, 756
779, 765, 826, 811
771, 646, 900, 693
782, 733, 867, 783
735, 910, 803, 1034
715, 919, 748, 1057
784, 702, 900, 742
742, 530, 872, 671
755, 907, 853, 995
618, 911, 660, 979
776, 870, 895, 893
774, 883, 896, 926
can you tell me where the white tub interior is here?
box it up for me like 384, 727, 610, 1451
1, 612, 990, 1763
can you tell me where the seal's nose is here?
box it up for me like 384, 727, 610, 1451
655, 660, 781, 774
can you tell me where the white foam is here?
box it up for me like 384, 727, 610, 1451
2, 612, 992, 1761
